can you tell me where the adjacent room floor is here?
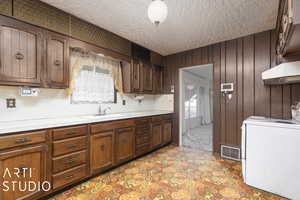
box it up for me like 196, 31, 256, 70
51, 146, 286, 200
182, 124, 213, 152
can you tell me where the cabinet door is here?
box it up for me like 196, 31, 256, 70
163, 64, 173, 94
153, 65, 163, 94
152, 122, 162, 148
141, 62, 153, 92
132, 60, 140, 92
91, 131, 114, 173
0, 145, 47, 200
0, 17, 42, 86
46, 32, 69, 88
163, 121, 172, 144
115, 127, 134, 164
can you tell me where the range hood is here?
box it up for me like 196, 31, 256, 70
262, 61, 300, 85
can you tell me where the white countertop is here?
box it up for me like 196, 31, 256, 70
0, 110, 173, 134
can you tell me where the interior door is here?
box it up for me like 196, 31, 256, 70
115, 127, 134, 164
91, 131, 114, 173
0, 16, 42, 86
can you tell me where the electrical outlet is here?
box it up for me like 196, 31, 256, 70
122, 100, 126, 105
6, 98, 16, 108
20, 87, 39, 96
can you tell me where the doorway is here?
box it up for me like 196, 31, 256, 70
179, 64, 213, 151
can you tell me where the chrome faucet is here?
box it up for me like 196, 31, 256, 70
98, 105, 111, 115
98, 104, 102, 115
103, 106, 111, 115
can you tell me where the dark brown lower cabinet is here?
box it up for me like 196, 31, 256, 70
0, 114, 173, 200
163, 120, 172, 144
115, 127, 134, 164
0, 145, 48, 200
135, 119, 152, 156
152, 122, 163, 148
91, 131, 114, 173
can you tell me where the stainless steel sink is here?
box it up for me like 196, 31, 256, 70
83, 113, 125, 119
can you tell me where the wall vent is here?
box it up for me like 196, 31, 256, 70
221, 145, 240, 161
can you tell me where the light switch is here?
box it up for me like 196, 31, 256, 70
6, 98, 16, 108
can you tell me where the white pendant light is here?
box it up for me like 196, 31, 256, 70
148, 0, 168, 26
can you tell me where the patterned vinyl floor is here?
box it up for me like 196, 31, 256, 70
51, 145, 286, 200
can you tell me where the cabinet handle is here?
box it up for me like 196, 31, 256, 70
64, 159, 76, 164
65, 174, 75, 179
54, 60, 61, 66
100, 144, 105, 151
66, 144, 77, 148
15, 52, 24, 60
15, 138, 31, 143
66, 131, 78, 135
117, 127, 132, 133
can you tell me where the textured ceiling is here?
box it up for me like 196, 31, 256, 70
41, 0, 279, 56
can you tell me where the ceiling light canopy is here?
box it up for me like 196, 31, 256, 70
147, 0, 168, 26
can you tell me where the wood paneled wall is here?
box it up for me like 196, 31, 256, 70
164, 30, 300, 153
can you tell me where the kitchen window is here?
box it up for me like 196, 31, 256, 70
68, 49, 123, 104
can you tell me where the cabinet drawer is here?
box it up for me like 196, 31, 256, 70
91, 120, 134, 134
152, 116, 162, 122
135, 143, 151, 156
135, 118, 151, 125
52, 164, 86, 189
52, 150, 87, 173
53, 136, 87, 156
0, 130, 46, 150
136, 135, 150, 145
52, 125, 88, 140
162, 114, 173, 120
136, 128, 150, 135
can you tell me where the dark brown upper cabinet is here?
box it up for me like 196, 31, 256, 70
45, 31, 69, 88
123, 59, 153, 94
276, 0, 300, 62
141, 61, 153, 93
153, 64, 163, 94
0, 15, 43, 87
132, 59, 141, 92
163, 64, 174, 94
132, 43, 150, 62
122, 59, 141, 93
0, 15, 69, 89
